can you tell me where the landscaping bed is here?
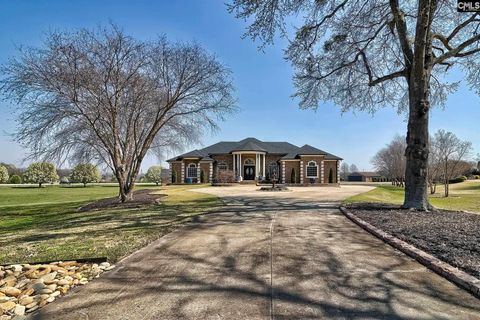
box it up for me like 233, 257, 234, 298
0, 261, 114, 319
345, 203, 480, 278
77, 189, 165, 212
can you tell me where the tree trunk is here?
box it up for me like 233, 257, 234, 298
39, 182, 42, 188
403, 0, 435, 211
403, 83, 431, 209
118, 179, 135, 202
404, 96, 430, 209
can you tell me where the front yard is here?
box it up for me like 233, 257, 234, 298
345, 180, 480, 213
0, 184, 222, 264
344, 180, 480, 279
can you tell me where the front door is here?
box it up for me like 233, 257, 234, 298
244, 166, 255, 180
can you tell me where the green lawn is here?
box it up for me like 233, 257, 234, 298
345, 180, 480, 213
0, 184, 223, 264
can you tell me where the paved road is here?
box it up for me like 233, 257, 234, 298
33, 186, 480, 319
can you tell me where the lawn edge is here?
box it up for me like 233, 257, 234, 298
339, 206, 480, 299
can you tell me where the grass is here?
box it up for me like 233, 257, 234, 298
0, 184, 223, 264
345, 180, 480, 213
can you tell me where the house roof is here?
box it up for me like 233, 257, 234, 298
297, 144, 327, 155
348, 171, 381, 177
167, 137, 342, 161
231, 140, 266, 152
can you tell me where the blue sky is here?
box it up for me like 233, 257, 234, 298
0, 0, 479, 172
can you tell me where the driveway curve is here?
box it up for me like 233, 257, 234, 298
33, 185, 480, 319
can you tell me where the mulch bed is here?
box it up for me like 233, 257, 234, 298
345, 203, 480, 278
78, 189, 165, 212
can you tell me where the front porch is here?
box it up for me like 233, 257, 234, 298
232, 151, 267, 182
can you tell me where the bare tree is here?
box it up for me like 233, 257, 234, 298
349, 163, 359, 173
371, 135, 406, 186
340, 161, 349, 180
427, 137, 443, 194
0, 25, 235, 202
431, 129, 472, 197
229, 0, 480, 210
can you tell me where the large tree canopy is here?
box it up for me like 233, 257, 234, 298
1, 25, 236, 201
229, 0, 480, 210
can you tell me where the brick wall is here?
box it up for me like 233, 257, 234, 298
323, 160, 338, 183
283, 161, 300, 183
170, 162, 182, 183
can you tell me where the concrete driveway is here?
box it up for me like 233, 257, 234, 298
33, 185, 480, 319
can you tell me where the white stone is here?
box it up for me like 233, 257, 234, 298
14, 304, 25, 316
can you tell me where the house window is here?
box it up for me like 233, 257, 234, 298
306, 161, 318, 178
268, 162, 279, 178
217, 162, 228, 171
187, 163, 197, 178
244, 158, 254, 165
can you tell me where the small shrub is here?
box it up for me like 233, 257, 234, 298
200, 170, 205, 183
290, 168, 296, 184
449, 176, 468, 184
214, 170, 235, 184
172, 170, 177, 183
8, 175, 22, 184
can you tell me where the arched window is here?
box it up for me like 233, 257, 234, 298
187, 163, 197, 178
244, 158, 254, 165
268, 162, 279, 178
306, 161, 318, 178
217, 162, 228, 171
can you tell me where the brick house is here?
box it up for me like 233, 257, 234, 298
167, 138, 342, 185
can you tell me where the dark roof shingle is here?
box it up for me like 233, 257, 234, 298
167, 138, 342, 161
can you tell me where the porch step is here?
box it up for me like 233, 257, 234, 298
239, 180, 256, 184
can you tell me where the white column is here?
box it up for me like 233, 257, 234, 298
197, 163, 201, 183
262, 154, 266, 178
233, 154, 236, 177
281, 161, 285, 184
181, 162, 185, 184
240, 154, 242, 179
300, 160, 304, 184
257, 154, 260, 177
209, 163, 213, 183
320, 160, 325, 183
337, 161, 340, 184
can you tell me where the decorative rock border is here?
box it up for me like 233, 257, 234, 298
0, 261, 114, 319
339, 206, 480, 299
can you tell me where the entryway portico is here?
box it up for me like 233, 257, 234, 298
232, 151, 266, 181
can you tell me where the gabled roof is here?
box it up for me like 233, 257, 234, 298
167, 138, 343, 161
231, 140, 266, 152
178, 149, 205, 158
297, 144, 327, 155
